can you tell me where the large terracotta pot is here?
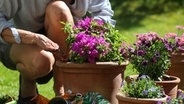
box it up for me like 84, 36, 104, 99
166, 50, 184, 89
54, 61, 128, 104
126, 75, 180, 98
116, 91, 167, 104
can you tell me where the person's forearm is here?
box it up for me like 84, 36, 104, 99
1, 27, 38, 44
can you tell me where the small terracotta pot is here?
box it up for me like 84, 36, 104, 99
54, 61, 128, 104
155, 76, 180, 98
116, 92, 167, 104
125, 75, 180, 98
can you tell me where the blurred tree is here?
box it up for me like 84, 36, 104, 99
110, 0, 184, 30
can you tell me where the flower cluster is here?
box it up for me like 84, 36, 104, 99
122, 75, 165, 98
129, 32, 177, 81
175, 25, 184, 51
62, 17, 128, 64
157, 89, 184, 104
69, 32, 109, 63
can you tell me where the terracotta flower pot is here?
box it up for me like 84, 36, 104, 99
126, 75, 180, 98
155, 76, 180, 98
116, 91, 167, 104
166, 50, 184, 89
54, 61, 128, 104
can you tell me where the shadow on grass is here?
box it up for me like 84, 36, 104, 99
0, 95, 15, 104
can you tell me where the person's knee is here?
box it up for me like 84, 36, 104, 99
32, 51, 55, 78
45, 1, 71, 20
18, 51, 55, 79
44, 1, 73, 34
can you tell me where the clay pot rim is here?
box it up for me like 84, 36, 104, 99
155, 75, 181, 84
116, 92, 168, 102
126, 75, 180, 84
56, 61, 129, 68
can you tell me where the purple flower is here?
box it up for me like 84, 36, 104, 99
176, 36, 184, 51
142, 60, 148, 66
165, 43, 173, 52
129, 47, 135, 54
142, 90, 148, 95
137, 50, 146, 56
149, 87, 156, 92
131, 81, 136, 85
138, 75, 150, 80
151, 57, 157, 63
177, 89, 183, 98
182, 94, 184, 99
155, 52, 160, 58
166, 96, 172, 102
121, 48, 127, 58
145, 41, 151, 47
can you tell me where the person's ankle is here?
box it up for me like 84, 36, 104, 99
17, 95, 36, 104
31, 94, 50, 104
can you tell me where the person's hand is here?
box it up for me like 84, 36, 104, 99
33, 34, 59, 51
52, 49, 69, 62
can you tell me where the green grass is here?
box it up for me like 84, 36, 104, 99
1, 0, 184, 102
0, 63, 19, 98
0, 62, 54, 100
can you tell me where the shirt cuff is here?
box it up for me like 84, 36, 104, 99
10, 27, 21, 44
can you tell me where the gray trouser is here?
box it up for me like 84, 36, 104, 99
0, 43, 16, 70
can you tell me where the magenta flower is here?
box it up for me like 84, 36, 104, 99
64, 17, 127, 63
96, 20, 104, 26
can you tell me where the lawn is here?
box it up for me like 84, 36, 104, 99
0, 0, 184, 102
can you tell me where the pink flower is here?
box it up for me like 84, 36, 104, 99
165, 33, 178, 39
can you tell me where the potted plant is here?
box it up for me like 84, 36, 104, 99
49, 92, 110, 104
116, 75, 167, 104
157, 89, 184, 104
128, 32, 180, 98
54, 17, 129, 104
166, 25, 184, 89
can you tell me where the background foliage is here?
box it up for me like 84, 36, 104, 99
0, 0, 184, 100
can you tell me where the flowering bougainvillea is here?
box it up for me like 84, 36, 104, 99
62, 17, 129, 64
